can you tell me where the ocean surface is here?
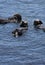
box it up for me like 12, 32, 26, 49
0, 0, 45, 65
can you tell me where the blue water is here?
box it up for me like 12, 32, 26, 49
0, 0, 45, 65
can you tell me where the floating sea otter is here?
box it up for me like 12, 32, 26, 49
12, 20, 28, 37
12, 28, 25, 37
0, 14, 22, 24
8, 14, 22, 23
33, 19, 45, 32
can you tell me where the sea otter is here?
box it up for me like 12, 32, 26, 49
33, 19, 45, 32
12, 28, 23, 37
0, 14, 22, 24
8, 14, 22, 23
12, 27, 28, 37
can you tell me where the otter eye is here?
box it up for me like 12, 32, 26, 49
14, 16, 17, 19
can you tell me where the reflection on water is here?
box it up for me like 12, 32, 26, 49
0, 0, 45, 65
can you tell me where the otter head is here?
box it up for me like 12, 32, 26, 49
13, 14, 22, 23
8, 14, 22, 23
12, 29, 22, 37
20, 21, 28, 27
33, 19, 43, 27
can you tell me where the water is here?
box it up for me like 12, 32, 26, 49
0, 0, 45, 65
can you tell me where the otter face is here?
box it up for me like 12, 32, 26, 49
13, 14, 22, 23
8, 14, 22, 23
33, 19, 43, 27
